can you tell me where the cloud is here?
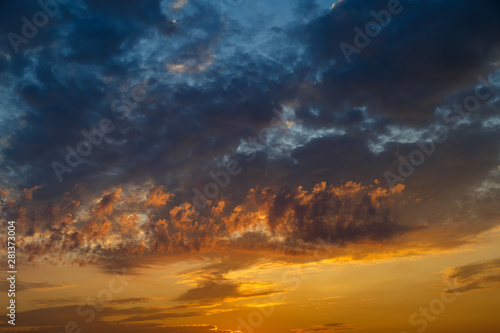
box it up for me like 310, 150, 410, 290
444, 257, 500, 293
33, 296, 84, 307
99, 306, 201, 323
94, 188, 123, 216
0, 180, 413, 268
0, 0, 499, 310
0, 324, 235, 333
21, 185, 42, 200
106, 296, 164, 305
1, 304, 231, 333
0, 280, 74, 292
1, 1, 500, 332
291, 323, 354, 332
299, 0, 500, 123
175, 278, 283, 306
145, 185, 174, 207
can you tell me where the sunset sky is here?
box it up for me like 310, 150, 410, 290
1, 0, 500, 332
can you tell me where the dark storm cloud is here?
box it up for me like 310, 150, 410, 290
0, 0, 292, 203
0, 1, 229, 195
0, 0, 71, 57
2, 0, 497, 200
299, 0, 500, 124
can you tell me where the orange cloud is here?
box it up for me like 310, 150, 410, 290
21, 185, 42, 200
145, 185, 174, 207
10, 179, 490, 270
95, 188, 123, 216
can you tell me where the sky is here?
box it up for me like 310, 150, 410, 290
0, 0, 500, 332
